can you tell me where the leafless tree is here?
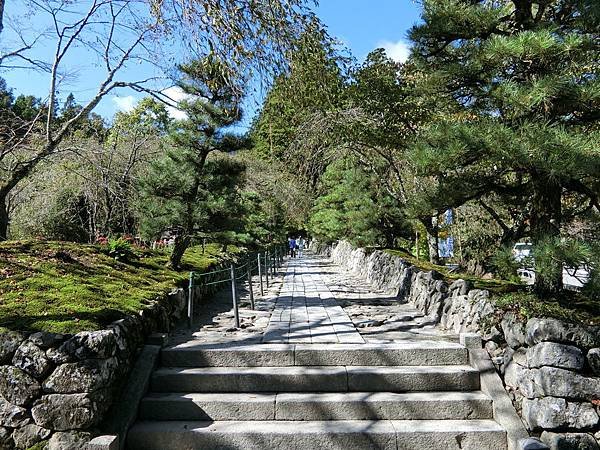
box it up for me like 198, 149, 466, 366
0, 0, 316, 239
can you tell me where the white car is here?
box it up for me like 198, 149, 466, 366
517, 268, 535, 285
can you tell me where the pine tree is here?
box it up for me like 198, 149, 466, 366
344, 49, 448, 263
138, 58, 247, 269
309, 158, 407, 248
408, 0, 600, 295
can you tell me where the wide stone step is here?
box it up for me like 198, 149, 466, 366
139, 391, 493, 421
160, 341, 469, 367
150, 365, 480, 393
126, 419, 507, 450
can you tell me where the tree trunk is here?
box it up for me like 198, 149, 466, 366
0, 0, 4, 35
0, 195, 8, 240
530, 177, 563, 296
420, 215, 440, 265
168, 234, 191, 270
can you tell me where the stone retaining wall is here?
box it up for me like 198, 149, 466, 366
0, 276, 214, 449
328, 241, 600, 450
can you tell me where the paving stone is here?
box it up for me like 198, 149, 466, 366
127, 420, 398, 450
139, 393, 276, 421
127, 419, 507, 450
151, 366, 348, 393
260, 258, 364, 344
346, 365, 480, 392
137, 255, 506, 450
274, 392, 493, 420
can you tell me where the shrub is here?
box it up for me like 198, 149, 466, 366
106, 237, 135, 262
490, 246, 521, 282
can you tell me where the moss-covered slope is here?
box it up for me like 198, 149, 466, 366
0, 241, 238, 333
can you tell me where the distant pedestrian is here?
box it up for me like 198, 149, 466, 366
297, 237, 306, 257
289, 237, 297, 258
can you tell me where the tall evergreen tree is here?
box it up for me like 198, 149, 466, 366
251, 26, 348, 186
408, 0, 600, 295
309, 157, 407, 248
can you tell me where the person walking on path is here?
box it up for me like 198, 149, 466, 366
289, 237, 297, 258
297, 236, 306, 257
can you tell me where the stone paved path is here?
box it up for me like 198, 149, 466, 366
128, 253, 510, 450
170, 253, 455, 346
324, 266, 457, 344
262, 258, 364, 344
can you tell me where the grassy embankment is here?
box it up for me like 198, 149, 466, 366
0, 240, 240, 334
384, 248, 599, 326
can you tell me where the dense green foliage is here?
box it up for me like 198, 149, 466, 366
251, 27, 348, 186
0, 241, 239, 333
249, 0, 600, 308
407, 0, 600, 294
309, 158, 406, 247
137, 58, 247, 268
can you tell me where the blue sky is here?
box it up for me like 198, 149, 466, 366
317, 0, 420, 63
1, 0, 421, 127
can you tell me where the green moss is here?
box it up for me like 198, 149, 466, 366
27, 442, 48, 450
0, 240, 241, 333
383, 249, 522, 293
27, 441, 48, 450
383, 248, 599, 325
494, 291, 600, 325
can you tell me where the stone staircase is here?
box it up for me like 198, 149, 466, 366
126, 341, 508, 449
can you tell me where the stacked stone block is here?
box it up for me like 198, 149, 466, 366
0, 286, 190, 449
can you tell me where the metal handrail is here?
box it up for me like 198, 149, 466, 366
186, 244, 288, 329
191, 266, 230, 278
202, 278, 232, 287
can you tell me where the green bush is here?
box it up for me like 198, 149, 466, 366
490, 246, 521, 282
106, 238, 134, 262
534, 237, 596, 294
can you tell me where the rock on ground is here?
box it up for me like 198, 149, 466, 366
12, 341, 52, 379
43, 357, 119, 394
48, 431, 92, 450
526, 319, 600, 350
541, 431, 600, 450
0, 366, 41, 406
32, 391, 109, 431
11, 424, 51, 449
527, 342, 585, 370
0, 427, 13, 450
587, 348, 600, 376
0, 332, 26, 364
0, 395, 30, 428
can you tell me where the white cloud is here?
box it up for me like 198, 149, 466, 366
162, 86, 191, 120
377, 39, 412, 63
112, 95, 138, 112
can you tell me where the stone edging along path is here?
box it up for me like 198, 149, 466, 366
0, 287, 189, 450
321, 241, 600, 450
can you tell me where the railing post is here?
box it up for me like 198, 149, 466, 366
265, 251, 269, 288
187, 272, 194, 329
257, 252, 264, 296
247, 256, 255, 309
230, 265, 240, 328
